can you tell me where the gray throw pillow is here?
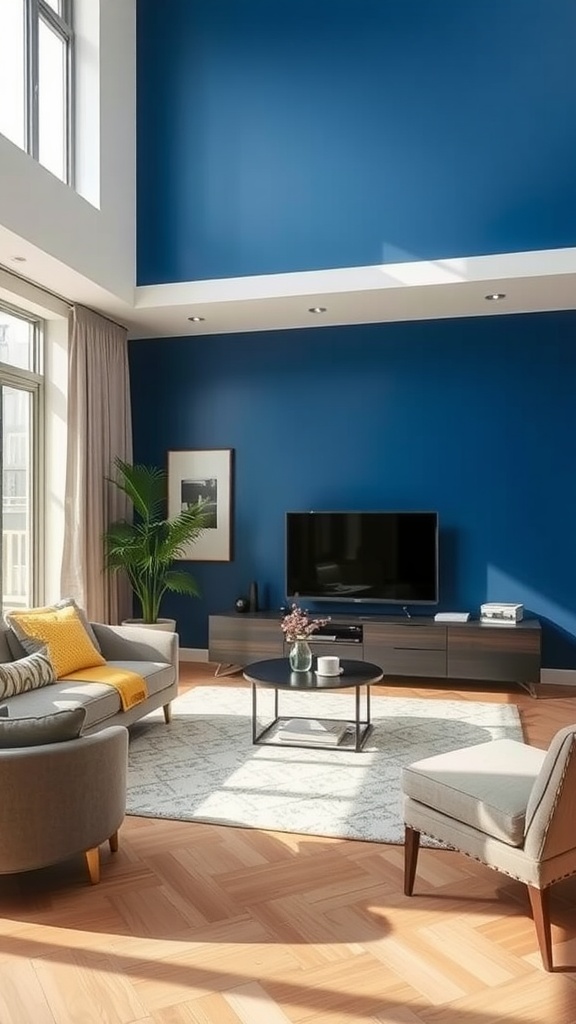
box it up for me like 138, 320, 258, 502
0, 649, 55, 700
0, 706, 86, 748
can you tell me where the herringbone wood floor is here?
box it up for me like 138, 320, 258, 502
1, 663, 576, 1024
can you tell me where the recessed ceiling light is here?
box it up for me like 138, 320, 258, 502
485, 293, 506, 301
11, 255, 27, 263
187, 316, 205, 322
308, 306, 327, 314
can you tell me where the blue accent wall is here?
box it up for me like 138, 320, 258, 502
129, 310, 576, 665
137, 0, 576, 284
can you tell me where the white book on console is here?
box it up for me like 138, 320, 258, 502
434, 612, 470, 622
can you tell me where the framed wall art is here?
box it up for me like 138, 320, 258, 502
167, 448, 234, 561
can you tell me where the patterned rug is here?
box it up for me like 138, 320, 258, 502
126, 686, 523, 844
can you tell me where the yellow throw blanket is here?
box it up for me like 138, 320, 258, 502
61, 665, 149, 711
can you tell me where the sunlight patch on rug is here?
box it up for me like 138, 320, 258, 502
126, 686, 523, 844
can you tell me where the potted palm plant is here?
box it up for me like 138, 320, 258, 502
103, 458, 211, 628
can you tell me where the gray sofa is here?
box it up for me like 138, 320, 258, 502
0, 621, 179, 732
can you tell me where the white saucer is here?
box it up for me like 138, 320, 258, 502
315, 667, 344, 677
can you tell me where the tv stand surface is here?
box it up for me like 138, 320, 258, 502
208, 611, 542, 689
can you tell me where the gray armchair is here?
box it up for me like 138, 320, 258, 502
402, 724, 576, 971
0, 725, 128, 883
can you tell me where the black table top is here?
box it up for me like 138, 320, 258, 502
242, 658, 384, 690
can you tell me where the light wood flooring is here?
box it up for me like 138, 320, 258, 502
1, 664, 576, 1024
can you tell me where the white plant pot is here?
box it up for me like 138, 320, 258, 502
121, 618, 177, 632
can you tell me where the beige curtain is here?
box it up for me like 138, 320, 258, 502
60, 304, 133, 623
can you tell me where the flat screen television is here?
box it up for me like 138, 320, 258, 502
286, 511, 439, 605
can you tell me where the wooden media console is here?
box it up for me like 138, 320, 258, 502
208, 612, 542, 692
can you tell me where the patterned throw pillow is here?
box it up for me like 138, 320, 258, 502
0, 649, 56, 699
6, 605, 106, 679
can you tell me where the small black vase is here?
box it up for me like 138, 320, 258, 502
248, 581, 259, 612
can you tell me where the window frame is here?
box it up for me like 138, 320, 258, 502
25, 0, 74, 185
0, 302, 45, 612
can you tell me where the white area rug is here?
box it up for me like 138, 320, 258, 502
126, 686, 523, 844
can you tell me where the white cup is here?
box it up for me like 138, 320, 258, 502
317, 655, 340, 676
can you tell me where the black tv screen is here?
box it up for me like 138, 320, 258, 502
286, 511, 439, 605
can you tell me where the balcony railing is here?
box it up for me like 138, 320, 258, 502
2, 528, 28, 609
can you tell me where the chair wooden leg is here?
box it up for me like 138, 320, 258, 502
527, 884, 553, 971
85, 847, 100, 885
163, 703, 172, 724
109, 831, 119, 853
404, 826, 421, 896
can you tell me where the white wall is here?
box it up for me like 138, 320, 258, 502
0, 0, 136, 305
0, 1, 137, 609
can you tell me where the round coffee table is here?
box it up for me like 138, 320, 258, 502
243, 658, 384, 752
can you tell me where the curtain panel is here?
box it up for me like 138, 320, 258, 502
60, 305, 133, 623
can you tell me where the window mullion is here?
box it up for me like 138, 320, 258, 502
65, 6, 74, 187
26, 0, 39, 160
31, 376, 43, 606
38, 1, 72, 40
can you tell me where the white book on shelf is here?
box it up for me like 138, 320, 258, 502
278, 732, 344, 746
277, 718, 347, 745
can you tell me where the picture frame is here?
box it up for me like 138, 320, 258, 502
167, 448, 234, 561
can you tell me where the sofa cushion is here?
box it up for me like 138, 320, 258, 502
402, 738, 545, 847
6, 604, 106, 678
0, 649, 55, 699
0, 706, 86, 747
2, 660, 174, 729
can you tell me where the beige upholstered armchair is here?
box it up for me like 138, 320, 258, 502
402, 724, 576, 971
0, 724, 128, 884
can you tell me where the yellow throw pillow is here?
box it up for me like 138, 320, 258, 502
6, 604, 106, 679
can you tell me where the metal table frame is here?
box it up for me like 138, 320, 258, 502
251, 680, 373, 752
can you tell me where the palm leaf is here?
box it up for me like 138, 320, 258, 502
103, 461, 209, 622
107, 458, 165, 521
162, 570, 201, 597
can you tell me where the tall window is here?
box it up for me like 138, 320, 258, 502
0, 305, 43, 614
0, 0, 74, 184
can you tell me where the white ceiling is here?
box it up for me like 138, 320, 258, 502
1, 224, 576, 340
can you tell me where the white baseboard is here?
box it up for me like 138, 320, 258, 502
180, 648, 209, 663
539, 668, 576, 687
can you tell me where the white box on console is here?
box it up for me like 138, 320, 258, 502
480, 603, 524, 623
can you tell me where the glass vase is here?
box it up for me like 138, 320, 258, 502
289, 639, 312, 672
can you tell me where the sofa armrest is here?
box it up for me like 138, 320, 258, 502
0, 726, 128, 873
90, 622, 179, 671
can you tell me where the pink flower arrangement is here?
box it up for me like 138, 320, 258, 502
280, 603, 330, 642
